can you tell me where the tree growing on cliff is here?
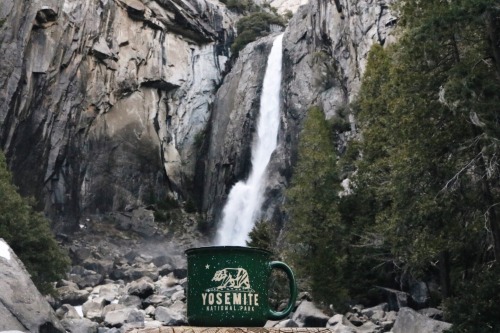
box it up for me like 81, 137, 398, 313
231, 12, 285, 55
0, 151, 70, 294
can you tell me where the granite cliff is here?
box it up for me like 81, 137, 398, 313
0, 0, 396, 236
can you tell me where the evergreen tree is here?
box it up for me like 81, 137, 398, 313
0, 151, 70, 294
285, 106, 348, 308
350, 0, 500, 328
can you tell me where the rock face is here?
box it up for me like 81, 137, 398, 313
0, 0, 397, 234
202, 0, 397, 228
0, 239, 64, 332
201, 34, 275, 223
0, 0, 236, 230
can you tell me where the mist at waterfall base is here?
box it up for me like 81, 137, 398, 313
215, 34, 284, 246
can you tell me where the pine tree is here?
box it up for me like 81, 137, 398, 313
285, 106, 348, 308
0, 151, 70, 294
351, 0, 500, 328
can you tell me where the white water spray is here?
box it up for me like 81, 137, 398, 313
215, 34, 284, 246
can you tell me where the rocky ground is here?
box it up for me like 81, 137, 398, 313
0, 213, 453, 333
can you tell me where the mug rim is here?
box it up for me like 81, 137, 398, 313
185, 245, 272, 255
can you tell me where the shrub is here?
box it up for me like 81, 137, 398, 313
231, 12, 285, 55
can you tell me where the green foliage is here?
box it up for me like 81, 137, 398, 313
231, 12, 285, 55
0, 18, 5, 28
184, 198, 198, 213
285, 106, 348, 309
283, 10, 293, 21
444, 265, 500, 333
0, 151, 70, 294
247, 219, 274, 252
220, 0, 258, 13
345, 0, 500, 323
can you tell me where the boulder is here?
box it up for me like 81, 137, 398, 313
377, 287, 408, 311
356, 321, 382, 333
418, 307, 444, 321
98, 283, 122, 302
292, 300, 330, 327
56, 285, 90, 305
393, 307, 452, 333
0, 239, 65, 332
82, 296, 108, 321
118, 295, 143, 308
327, 314, 357, 332
275, 319, 299, 327
56, 304, 82, 320
410, 281, 430, 308
361, 303, 387, 323
61, 318, 99, 333
110, 262, 159, 282
143, 294, 169, 307
83, 259, 114, 277
154, 306, 187, 326
69, 266, 104, 288
103, 307, 145, 328
127, 276, 155, 298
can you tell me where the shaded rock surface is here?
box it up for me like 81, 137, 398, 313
0, 239, 64, 333
0, 0, 236, 231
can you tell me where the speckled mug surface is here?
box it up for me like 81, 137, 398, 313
185, 246, 297, 327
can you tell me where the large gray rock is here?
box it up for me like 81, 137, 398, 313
0, 239, 65, 332
103, 307, 144, 328
127, 276, 155, 298
393, 307, 452, 333
56, 285, 90, 306
61, 318, 99, 333
292, 301, 330, 327
154, 306, 187, 326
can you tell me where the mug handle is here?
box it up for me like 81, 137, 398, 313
267, 261, 298, 320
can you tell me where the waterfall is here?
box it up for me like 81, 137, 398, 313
215, 34, 284, 246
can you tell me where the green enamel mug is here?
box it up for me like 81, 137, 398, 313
185, 246, 298, 327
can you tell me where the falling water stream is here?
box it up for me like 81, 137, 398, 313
215, 34, 284, 246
